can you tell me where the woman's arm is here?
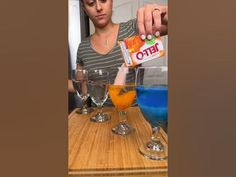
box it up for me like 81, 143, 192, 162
137, 4, 168, 39
68, 80, 75, 93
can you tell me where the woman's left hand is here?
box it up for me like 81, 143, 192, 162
137, 4, 168, 40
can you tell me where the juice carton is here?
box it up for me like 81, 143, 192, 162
118, 35, 165, 67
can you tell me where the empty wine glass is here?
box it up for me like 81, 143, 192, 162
72, 69, 93, 114
135, 66, 168, 160
108, 65, 136, 135
88, 69, 110, 122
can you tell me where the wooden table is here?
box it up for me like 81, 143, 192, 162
68, 107, 168, 177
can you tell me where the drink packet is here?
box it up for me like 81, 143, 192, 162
118, 34, 165, 67
114, 64, 128, 85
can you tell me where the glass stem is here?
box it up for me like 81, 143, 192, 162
119, 110, 127, 123
97, 105, 103, 115
82, 99, 87, 109
151, 126, 162, 142
81, 97, 87, 109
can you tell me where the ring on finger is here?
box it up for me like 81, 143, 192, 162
152, 8, 160, 13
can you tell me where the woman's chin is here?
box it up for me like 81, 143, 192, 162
94, 20, 110, 28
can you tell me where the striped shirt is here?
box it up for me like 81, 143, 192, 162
76, 19, 138, 69
76, 19, 138, 106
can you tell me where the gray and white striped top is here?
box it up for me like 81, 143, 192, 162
76, 19, 138, 106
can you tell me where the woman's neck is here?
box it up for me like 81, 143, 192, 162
94, 21, 117, 37
90, 21, 120, 55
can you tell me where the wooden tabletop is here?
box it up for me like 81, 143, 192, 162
68, 107, 168, 177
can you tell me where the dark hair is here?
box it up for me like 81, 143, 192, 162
80, 1, 86, 10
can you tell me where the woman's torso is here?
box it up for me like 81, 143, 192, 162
77, 19, 138, 106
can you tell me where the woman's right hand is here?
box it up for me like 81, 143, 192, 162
137, 4, 168, 40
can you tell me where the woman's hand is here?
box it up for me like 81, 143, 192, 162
137, 4, 168, 40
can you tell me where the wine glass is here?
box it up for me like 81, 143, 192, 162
88, 69, 111, 122
135, 66, 168, 160
108, 65, 136, 135
72, 69, 93, 114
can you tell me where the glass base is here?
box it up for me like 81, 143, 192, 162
76, 107, 94, 115
139, 141, 167, 160
112, 122, 134, 136
90, 112, 111, 123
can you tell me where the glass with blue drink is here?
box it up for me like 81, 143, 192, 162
135, 66, 168, 160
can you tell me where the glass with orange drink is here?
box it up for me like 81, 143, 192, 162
108, 65, 136, 135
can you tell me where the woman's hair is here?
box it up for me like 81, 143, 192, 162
79, 0, 84, 5
79, 0, 85, 9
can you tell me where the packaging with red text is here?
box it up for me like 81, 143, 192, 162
118, 35, 165, 67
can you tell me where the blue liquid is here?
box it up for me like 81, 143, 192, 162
136, 86, 168, 127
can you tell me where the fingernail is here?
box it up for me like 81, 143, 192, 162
155, 31, 160, 37
147, 34, 152, 40
140, 34, 146, 40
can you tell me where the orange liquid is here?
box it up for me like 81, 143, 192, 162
108, 84, 136, 110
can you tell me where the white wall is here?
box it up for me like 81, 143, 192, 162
68, 0, 81, 70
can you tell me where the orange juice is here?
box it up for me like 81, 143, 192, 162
108, 84, 136, 110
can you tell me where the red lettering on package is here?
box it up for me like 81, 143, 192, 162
136, 43, 159, 60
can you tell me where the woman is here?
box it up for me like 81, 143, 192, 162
68, 0, 168, 102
